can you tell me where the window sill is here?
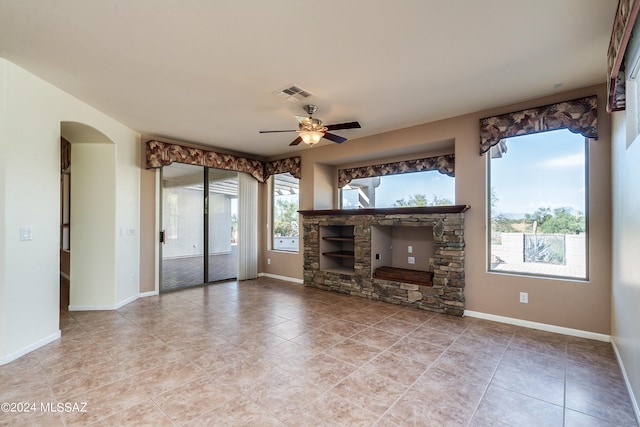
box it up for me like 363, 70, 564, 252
269, 249, 299, 255
487, 269, 589, 283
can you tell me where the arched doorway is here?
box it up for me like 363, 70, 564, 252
60, 122, 117, 310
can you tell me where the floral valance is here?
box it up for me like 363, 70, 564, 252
264, 157, 302, 181
338, 154, 455, 188
479, 96, 598, 155
145, 140, 300, 183
607, 0, 640, 112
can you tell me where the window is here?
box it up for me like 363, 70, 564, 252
488, 129, 588, 280
272, 172, 300, 252
341, 170, 455, 209
625, 20, 640, 146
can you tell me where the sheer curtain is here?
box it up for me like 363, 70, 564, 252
237, 172, 258, 280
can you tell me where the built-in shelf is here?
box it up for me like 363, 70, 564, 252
320, 225, 355, 273
322, 250, 355, 259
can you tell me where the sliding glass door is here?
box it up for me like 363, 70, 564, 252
160, 164, 238, 292
207, 169, 238, 282
161, 164, 204, 291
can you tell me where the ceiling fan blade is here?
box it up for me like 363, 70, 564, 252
322, 132, 347, 144
259, 129, 297, 133
325, 121, 361, 131
289, 136, 303, 146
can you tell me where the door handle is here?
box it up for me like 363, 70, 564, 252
160, 230, 166, 244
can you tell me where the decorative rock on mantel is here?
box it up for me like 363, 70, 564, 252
299, 206, 469, 316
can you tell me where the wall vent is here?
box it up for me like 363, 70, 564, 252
273, 85, 313, 102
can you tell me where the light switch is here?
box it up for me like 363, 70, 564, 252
408, 245, 413, 253
20, 227, 32, 241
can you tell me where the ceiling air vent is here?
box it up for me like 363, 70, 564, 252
273, 85, 313, 103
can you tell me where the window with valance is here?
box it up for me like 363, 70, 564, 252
607, 0, 640, 112
481, 97, 596, 280
145, 140, 301, 183
338, 155, 455, 209
338, 155, 455, 188
479, 96, 598, 156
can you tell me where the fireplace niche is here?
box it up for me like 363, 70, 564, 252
300, 206, 469, 316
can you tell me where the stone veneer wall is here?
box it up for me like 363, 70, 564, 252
301, 207, 468, 316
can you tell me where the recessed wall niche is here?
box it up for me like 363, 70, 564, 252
371, 225, 435, 273
320, 225, 355, 274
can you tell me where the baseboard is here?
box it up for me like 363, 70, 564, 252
115, 294, 139, 310
68, 291, 158, 311
68, 304, 117, 311
258, 273, 303, 284
69, 300, 134, 311
611, 339, 640, 424
0, 330, 61, 366
464, 310, 611, 342
139, 290, 158, 298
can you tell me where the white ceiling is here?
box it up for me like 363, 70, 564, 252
0, 1, 617, 158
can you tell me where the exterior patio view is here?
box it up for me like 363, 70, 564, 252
161, 164, 239, 291
491, 232, 586, 278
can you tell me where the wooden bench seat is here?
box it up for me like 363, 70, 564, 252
372, 266, 433, 287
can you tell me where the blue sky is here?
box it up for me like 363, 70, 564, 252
376, 171, 455, 206
341, 128, 586, 215
490, 129, 586, 216
342, 170, 455, 208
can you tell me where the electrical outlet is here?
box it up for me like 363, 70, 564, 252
520, 292, 528, 304
267, 258, 271, 265
375, 253, 380, 260
408, 245, 413, 254
408, 256, 415, 265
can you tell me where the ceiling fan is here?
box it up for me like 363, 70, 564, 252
259, 104, 361, 146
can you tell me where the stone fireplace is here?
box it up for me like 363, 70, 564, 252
299, 206, 469, 316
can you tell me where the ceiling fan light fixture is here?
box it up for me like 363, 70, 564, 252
299, 130, 324, 146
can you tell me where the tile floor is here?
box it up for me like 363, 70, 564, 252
1, 278, 637, 426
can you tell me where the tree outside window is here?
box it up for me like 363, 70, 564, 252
488, 129, 588, 279
341, 170, 454, 209
272, 173, 299, 252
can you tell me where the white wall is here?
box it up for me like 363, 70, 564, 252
0, 58, 140, 363
611, 110, 640, 415
115, 120, 141, 306
70, 143, 116, 308
0, 60, 7, 358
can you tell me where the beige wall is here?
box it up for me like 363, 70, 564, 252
259, 84, 611, 334
390, 226, 434, 271
139, 166, 157, 294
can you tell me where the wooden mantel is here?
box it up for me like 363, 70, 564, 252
299, 205, 470, 216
